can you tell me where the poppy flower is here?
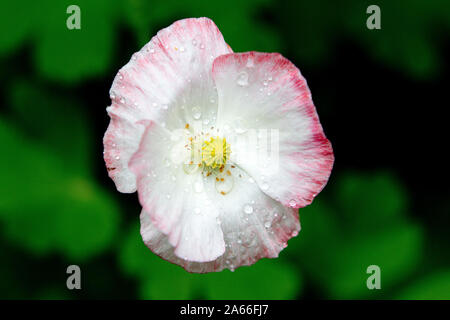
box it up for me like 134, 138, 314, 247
104, 18, 333, 272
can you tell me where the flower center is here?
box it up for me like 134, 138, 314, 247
202, 136, 231, 170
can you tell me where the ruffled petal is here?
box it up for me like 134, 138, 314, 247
140, 163, 300, 273
104, 17, 232, 192
212, 52, 334, 208
129, 121, 225, 262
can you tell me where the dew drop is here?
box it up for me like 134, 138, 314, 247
261, 182, 269, 191
289, 199, 297, 207
264, 221, 271, 229
183, 163, 198, 175
192, 106, 202, 120
243, 204, 254, 214
246, 57, 254, 68
236, 72, 249, 86
215, 174, 234, 195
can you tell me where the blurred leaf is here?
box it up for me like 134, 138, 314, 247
0, 0, 117, 83
278, 0, 450, 79
120, 222, 301, 299
0, 116, 120, 260
8, 79, 91, 175
202, 259, 301, 299
287, 171, 424, 298
35, 0, 117, 83
0, 0, 35, 55
334, 171, 409, 230
324, 223, 423, 298
397, 271, 450, 300
123, 0, 281, 52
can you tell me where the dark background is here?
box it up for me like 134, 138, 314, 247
0, 0, 449, 299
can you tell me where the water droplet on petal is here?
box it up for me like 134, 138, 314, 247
289, 199, 297, 207
261, 182, 269, 191
183, 163, 198, 175
192, 106, 202, 120
244, 204, 254, 214
215, 174, 234, 195
236, 72, 249, 86
246, 57, 254, 68
264, 221, 271, 228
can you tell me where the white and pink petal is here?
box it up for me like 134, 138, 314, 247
104, 17, 232, 192
212, 52, 334, 208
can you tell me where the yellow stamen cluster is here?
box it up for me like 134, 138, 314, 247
202, 136, 231, 170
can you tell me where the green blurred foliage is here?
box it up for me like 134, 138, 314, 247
278, 0, 450, 79
123, 0, 280, 53
397, 271, 450, 300
287, 172, 425, 299
0, 0, 117, 83
0, 80, 120, 261
0, 0, 448, 300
